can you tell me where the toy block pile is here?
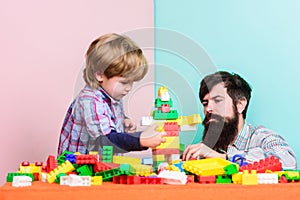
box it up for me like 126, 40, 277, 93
141, 87, 202, 171
151, 87, 181, 169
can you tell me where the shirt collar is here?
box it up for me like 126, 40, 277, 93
232, 121, 251, 150
97, 87, 121, 105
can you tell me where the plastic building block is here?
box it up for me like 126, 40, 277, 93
164, 122, 179, 136
76, 155, 98, 165
241, 170, 258, 185
239, 156, 282, 173
141, 116, 153, 126
66, 154, 76, 163
102, 146, 113, 163
198, 175, 216, 184
159, 104, 171, 113
12, 176, 32, 187
76, 165, 93, 176
19, 163, 43, 174
60, 174, 91, 186
142, 157, 153, 165
153, 110, 178, 120
158, 86, 170, 101
232, 172, 243, 184
94, 168, 123, 181
155, 98, 173, 108
277, 171, 300, 182
46, 155, 58, 173
55, 173, 66, 183
46, 160, 75, 183
113, 156, 141, 165
93, 162, 111, 172
224, 164, 239, 175
57, 151, 74, 165
257, 173, 278, 184
91, 176, 103, 185
129, 164, 152, 176
179, 124, 197, 132
152, 148, 180, 155
157, 170, 187, 185
154, 136, 180, 149
6, 172, 34, 182
216, 175, 232, 184
182, 158, 238, 176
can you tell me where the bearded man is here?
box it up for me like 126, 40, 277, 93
182, 71, 296, 170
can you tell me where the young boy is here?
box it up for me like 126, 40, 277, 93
57, 33, 166, 155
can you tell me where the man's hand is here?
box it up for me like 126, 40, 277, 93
124, 118, 137, 133
182, 142, 226, 160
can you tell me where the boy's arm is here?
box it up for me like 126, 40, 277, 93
102, 130, 148, 152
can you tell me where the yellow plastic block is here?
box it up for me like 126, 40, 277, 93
113, 156, 141, 165
177, 114, 202, 126
158, 86, 168, 97
152, 155, 165, 162
182, 158, 238, 176
154, 122, 165, 132
242, 170, 258, 185
19, 164, 42, 173
130, 164, 152, 176
46, 160, 75, 183
155, 136, 180, 149
91, 176, 102, 186
232, 172, 243, 184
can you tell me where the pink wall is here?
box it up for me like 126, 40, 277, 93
0, 0, 154, 184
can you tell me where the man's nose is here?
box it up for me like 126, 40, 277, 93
204, 102, 214, 114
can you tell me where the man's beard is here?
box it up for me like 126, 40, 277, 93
202, 111, 239, 152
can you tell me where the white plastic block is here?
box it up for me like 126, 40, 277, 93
157, 170, 187, 185
141, 116, 153, 126
60, 174, 91, 186
179, 124, 197, 132
12, 176, 32, 187
257, 173, 278, 184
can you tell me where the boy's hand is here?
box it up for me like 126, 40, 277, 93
124, 118, 137, 133
140, 124, 166, 148
182, 142, 226, 160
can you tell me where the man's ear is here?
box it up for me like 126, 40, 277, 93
95, 71, 104, 82
237, 97, 247, 114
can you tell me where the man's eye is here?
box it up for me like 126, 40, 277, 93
214, 99, 222, 103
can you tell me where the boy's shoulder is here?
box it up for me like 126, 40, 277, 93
77, 86, 106, 101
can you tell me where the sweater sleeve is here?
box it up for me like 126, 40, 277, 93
101, 130, 149, 153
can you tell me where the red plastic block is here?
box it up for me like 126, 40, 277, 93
159, 104, 171, 113
76, 155, 98, 165
94, 162, 111, 172
46, 155, 58, 173
198, 175, 216, 184
152, 149, 180, 155
164, 122, 179, 131
239, 156, 282, 173
187, 175, 195, 183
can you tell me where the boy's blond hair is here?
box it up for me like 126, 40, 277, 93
83, 33, 148, 89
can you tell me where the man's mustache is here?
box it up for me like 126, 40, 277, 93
203, 113, 224, 125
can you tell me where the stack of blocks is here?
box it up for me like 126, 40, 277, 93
152, 87, 180, 169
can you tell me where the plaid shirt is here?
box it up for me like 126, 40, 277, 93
227, 122, 297, 169
57, 86, 125, 155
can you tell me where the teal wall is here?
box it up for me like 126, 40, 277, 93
155, 0, 300, 168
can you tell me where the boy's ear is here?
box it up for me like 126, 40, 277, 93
95, 72, 104, 82
237, 97, 247, 114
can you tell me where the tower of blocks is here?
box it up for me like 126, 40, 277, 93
149, 87, 202, 169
